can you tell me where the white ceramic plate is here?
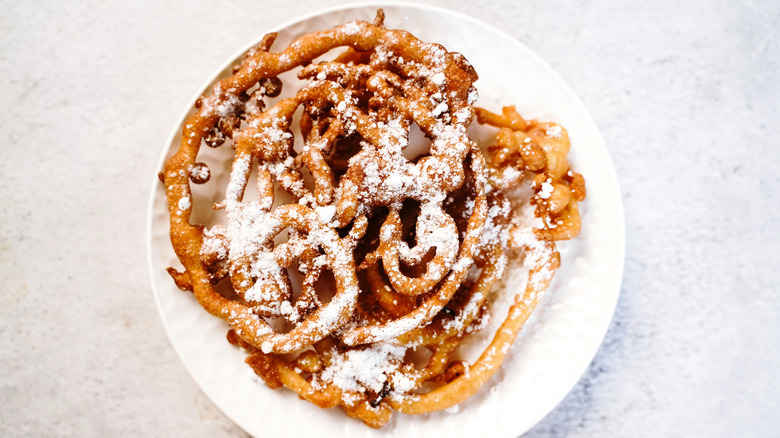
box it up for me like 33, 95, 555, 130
147, 3, 624, 437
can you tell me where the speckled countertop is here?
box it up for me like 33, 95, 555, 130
1, 1, 778, 437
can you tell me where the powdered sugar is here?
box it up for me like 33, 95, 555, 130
170, 19, 576, 420
340, 20, 361, 35
545, 125, 562, 138
538, 180, 554, 199
432, 101, 449, 117
177, 195, 191, 211
314, 205, 336, 223
319, 342, 406, 394
431, 72, 446, 86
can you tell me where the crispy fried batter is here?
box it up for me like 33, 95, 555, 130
163, 10, 584, 428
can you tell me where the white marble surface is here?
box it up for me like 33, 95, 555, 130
1, 0, 778, 437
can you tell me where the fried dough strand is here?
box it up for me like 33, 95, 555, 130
164, 10, 585, 428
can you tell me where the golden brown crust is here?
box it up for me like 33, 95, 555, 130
163, 10, 585, 428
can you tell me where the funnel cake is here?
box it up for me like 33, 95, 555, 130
162, 10, 585, 428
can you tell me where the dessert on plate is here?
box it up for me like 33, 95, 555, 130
161, 9, 585, 428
